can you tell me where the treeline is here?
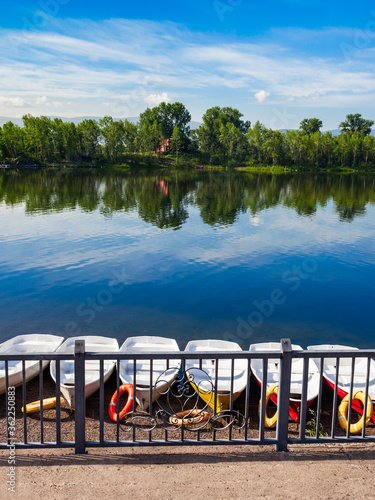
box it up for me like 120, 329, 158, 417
0, 102, 375, 169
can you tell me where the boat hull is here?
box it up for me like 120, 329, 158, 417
252, 373, 315, 422
60, 366, 115, 408
50, 336, 119, 409
250, 342, 320, 423
119, 336, 181, 412
307, 344, 375, 424
185, 339, 248, 413
0, 360, 50, 395
324, 377, 375, 425
0, 334, 64, 395
130, 374, 178, 411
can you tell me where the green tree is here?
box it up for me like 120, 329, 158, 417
349, 133, 362, 167
247, 121, 269, 163
171, 125, 182, 163
187, 129, 199, 154
263, 130, 285, 165
197, 106, 250, 163
22, 115, 54, 162
51, 118, 65, 161
219, 122, 247, 164
99, 117, 125, 160
0, 122, 25, 160
168, 102, 191, 136
300, 118, 323, 135
77, 119, 100, 160
123, 120, 138, 153
362, 135, 375, 164
139, 102, 191, 138
61, 122, 80, 162
335, 133, 352, 166
310, 131, 322, 166
285, 130, 301, 164
284, 130, 309, 165
138, 120, 164, 155
339, 114, 374, 136
320, 132, 335, 167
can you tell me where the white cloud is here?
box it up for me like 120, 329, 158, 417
144, 92, 170, 106
255, 90, 270, 103
35, 96, 62, 108
35, 96, 48, 106
0, 96, 27, 108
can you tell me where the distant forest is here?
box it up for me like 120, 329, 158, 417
1, 102, 375, 169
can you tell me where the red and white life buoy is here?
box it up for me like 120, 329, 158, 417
109, 384, 134, 422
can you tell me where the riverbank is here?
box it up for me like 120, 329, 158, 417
2, 157, 375, 173
2, 443, 375, 499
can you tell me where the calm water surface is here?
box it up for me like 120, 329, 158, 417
0, 169, 374, 349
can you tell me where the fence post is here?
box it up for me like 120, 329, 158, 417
74, 340, 86, 454
276, 338, 292, 452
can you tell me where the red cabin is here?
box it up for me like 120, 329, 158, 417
157, 138, 170, 153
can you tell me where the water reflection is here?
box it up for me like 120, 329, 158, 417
0, 169, 374, 226
1, 169, 375, 348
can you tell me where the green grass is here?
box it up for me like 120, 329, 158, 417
305, 409, 329, 438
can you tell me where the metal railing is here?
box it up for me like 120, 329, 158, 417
1, 338, 375, 454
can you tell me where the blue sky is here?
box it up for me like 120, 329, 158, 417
0, 0, 374, 128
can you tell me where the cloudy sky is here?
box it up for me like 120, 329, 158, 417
0, 0, 374, 129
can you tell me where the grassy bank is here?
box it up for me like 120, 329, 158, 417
2, 152, 375, 173
2, 163, 375, 174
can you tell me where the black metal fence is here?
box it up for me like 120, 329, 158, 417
1, 338, 375, 454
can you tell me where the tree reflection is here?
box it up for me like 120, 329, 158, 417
0, 169, 374, 228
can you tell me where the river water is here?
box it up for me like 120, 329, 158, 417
0, 169, 374, 349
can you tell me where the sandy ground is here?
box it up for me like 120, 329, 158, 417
1, 443, 375, 500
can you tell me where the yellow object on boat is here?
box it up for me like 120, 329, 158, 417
258, 384, 279, 428
22, 397, 64, 414
188, 380, 242, 413
338, 391, 373, 434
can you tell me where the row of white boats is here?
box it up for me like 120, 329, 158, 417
1, 334, 375, 427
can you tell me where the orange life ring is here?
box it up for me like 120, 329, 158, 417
109, 384, 134, 422
169, 410, 210, 427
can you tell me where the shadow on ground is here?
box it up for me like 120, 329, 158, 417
2, 446, 374, 467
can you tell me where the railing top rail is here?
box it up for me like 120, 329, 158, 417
83, 351, 283, 360
291, 349, 375, 358
1, 347, 375, 361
